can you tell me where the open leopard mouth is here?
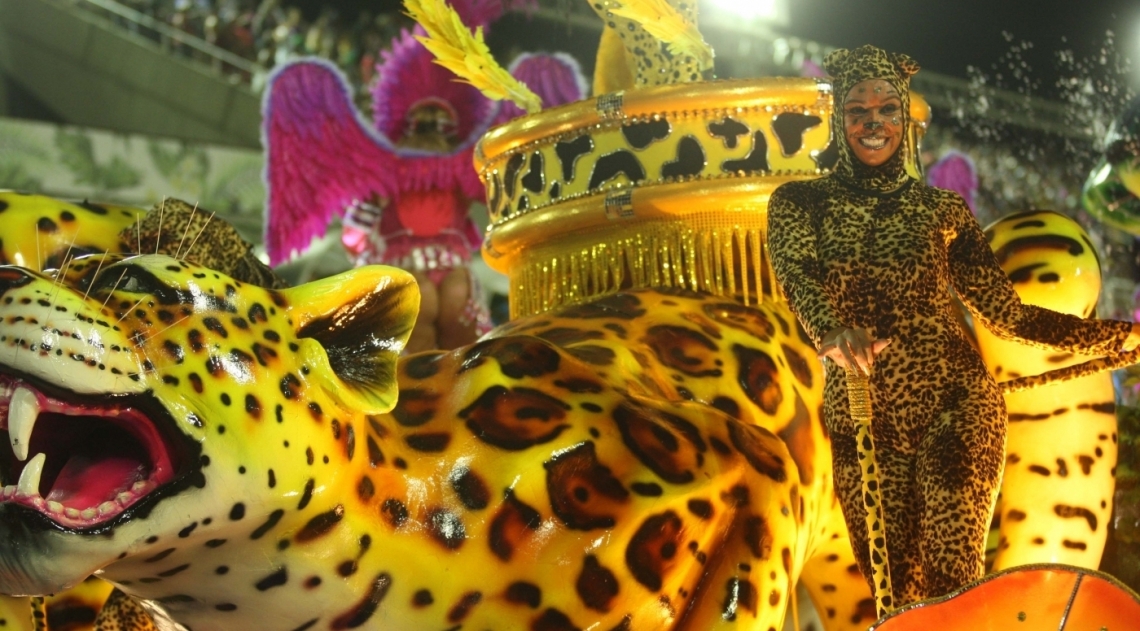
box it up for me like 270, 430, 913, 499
0, 374, 194, 531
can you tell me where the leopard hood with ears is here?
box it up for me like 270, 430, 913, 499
823, 45, 920, 192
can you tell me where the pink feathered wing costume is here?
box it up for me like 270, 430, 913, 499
262, 0, 584, 331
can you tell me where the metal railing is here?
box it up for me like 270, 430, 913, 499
63, 0, 262, 85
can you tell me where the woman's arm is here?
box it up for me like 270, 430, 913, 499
946, 193, 1133, 355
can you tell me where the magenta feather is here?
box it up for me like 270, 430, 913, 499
927, 150, 979, 212
495, 52, 587, 123
262, 58, 490, 265
371, 27, 498, 144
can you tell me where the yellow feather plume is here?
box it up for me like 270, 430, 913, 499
608, 0, 714, 71
403, 0, 543, 114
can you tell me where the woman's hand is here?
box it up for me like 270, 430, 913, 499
1124, 322, 1140, 352
819, 326, 891, 375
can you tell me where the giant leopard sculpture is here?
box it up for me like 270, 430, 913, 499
0, 192, 1124, 630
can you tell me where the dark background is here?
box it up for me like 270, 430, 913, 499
786, 0, 1138, 98
278, 0, 1139, 98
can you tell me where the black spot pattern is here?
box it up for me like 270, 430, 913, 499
576, 555, 619, 612
722, 132, 769, 173
660, 136, 706, 179
460, 385, 571, 450
621, 119, 671, 149
489, 490, 542, 561
545, 441, 630, 530
625, 511, 684, 591
588, 150, 647, 189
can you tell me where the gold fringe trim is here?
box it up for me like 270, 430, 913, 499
507, 212, 780, 319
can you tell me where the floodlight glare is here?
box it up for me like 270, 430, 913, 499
709, 0, 782, 22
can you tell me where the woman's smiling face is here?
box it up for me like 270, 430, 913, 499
843, 79, 903, 167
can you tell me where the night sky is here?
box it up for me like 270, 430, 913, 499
288, 0, 1140, 100
784, 0, 1138, 95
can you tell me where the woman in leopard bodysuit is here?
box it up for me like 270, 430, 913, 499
766, 45, 1140, 606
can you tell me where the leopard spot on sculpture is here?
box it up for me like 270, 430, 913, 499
625, 511, 684, 591
461, 385, 572, 450
576, 554, 619, 612
642, 325, 722, 377
545, 441, 630, 530
727, 421, 788, 483
532, 608, 582, 631
780, 343, 813, 389
744, 515, 773, 559
506, 581, 542, 608
330, 573, 390, 629
533, 327, 607, 346
777, 391, 816, 483
447, 591, 482, 623
704, 302, 775, 339
557, 293, 646, 319
734, 344, 783, 415
449, 466, 491, 510
489, 489, 543, 561
565, 345, 617, 366
403, 352, 446, 380
389, 388, 439, 427
460, 337, 562, 378
428, 508, 466, 550
721, 577, 758, 620
613, 401, 705, 485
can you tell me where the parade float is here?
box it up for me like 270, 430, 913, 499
0, 0, 1136, 629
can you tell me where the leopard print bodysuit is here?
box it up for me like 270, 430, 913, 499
766, 45, 1133, 607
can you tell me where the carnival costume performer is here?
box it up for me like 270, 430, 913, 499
766, 45, 1140, 606
262, 0, 584, 352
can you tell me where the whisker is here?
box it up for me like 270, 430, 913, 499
175, 201, 200, 260
116, 296, 148, 324
155, 197, 166, 255
51, 253, 76, 300
142, 314, 192, 342
82, 254, 109, 301
99, 269, 129, 313
136, 214, 142, 256
182, 211, 216, 261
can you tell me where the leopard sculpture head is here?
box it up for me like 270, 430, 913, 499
0, 193, 420, 628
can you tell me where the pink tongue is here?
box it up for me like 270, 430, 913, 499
46, 456, 146, 509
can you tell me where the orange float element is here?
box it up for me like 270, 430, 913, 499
872, 564, 1140, 631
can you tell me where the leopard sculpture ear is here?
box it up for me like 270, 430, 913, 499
822, 48, 850, 78
890, 52, 920, 80
282, 265, 420, 413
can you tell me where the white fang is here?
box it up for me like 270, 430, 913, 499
9, 386, 39, 462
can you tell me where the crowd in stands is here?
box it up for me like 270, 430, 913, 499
90, 0, 413, 93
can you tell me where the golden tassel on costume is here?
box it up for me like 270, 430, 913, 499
607, 0, 714, 71
846, 369, 895, 619
403, 0, 542, 113
506, 215, 774, 319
